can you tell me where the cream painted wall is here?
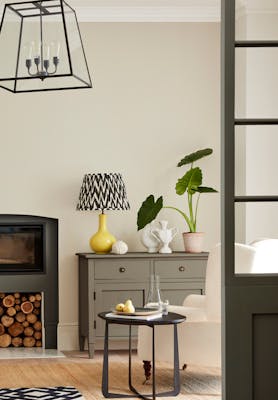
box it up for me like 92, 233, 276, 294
0, 22, 220, 349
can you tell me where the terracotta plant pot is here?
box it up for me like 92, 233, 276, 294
182, 232, 204, 253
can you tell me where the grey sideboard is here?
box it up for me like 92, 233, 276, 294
76, 251, 208, 358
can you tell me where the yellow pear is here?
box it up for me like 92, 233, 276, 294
123, 299, 135, 313
115, 303, 125, 312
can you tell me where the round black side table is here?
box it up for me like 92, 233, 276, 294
98, 311, 186, 400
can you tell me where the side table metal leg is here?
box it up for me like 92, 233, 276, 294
152, 325, 156, 400
173, 324, 180, 396
128, 325, 132, 389
102, 321, 109, 397
129, 325, 156, 400
128, 323, 180, 399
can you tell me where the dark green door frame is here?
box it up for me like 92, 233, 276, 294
221, 1, 278, 399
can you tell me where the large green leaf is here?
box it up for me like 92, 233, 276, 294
195, 186, 218, 193
137, 195, 163, 231
175, 167, 202, 195
177, 148, 213, 167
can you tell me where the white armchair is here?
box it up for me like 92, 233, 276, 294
249, 238, 278, 273
137, 243, 257, 380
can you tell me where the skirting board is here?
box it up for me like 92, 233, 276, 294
58, 323, 79, 351
58, 323, 137, 351
95, 337, 138, 351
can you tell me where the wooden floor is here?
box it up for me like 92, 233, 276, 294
0, 351, 221, 400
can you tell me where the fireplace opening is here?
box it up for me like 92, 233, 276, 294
0, 292, 43, 348
0, 225, 43, 273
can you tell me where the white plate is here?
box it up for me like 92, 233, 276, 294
113, 307, 160, 316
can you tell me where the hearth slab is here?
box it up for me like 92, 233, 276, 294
0, 348, 65, 359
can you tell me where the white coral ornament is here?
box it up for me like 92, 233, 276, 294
112, 240, 128, 255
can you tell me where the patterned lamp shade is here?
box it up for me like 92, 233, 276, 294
77, 173, 130, 211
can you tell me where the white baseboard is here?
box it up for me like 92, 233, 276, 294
58, 323, 137, 351
95, 337, 138, 351
58, 323, 79, 351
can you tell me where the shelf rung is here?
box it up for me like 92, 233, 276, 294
235, 196, 278, 202
235, 119, 278, 126
235, 41, 278, 48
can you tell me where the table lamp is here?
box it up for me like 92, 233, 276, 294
77, 173, 130, 254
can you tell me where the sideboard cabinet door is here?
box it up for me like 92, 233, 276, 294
160, 283, 204, 306
95, 283, 147, 338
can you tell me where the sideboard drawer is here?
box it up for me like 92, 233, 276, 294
154, 259, 206, 279
95, 260, 150, 280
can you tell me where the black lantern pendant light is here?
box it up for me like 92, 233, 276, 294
0, 0, 92, 93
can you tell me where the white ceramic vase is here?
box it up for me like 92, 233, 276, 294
112, 240, 128, 254
182, 232, 204, 253
140, 222, 160, 253
151, 220, 178, 254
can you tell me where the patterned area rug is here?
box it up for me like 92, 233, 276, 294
0, 386, 84, 400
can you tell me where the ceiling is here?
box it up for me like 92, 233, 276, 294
1, 0, 278, 22
0, 0, 220, 22
69, 0, 220, 22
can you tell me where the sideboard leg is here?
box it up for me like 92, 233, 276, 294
143, 360, 152, 384
79, 335, 85, 351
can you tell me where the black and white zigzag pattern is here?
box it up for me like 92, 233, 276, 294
0, 386, 84, 400
76, 173, 130, 211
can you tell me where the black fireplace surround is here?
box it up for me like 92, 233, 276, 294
0, 215, 58, 349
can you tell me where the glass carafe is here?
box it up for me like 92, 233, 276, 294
145, 274, 162, 310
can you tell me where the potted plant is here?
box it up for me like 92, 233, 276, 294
137, 148, 217, 253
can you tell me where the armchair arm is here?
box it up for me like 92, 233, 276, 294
168, 304, 207, 321
183, 294, 206, 309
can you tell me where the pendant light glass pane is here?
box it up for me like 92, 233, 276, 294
0, 0, 92, 93
0, 7, 21, 91
63, 2, 91, 87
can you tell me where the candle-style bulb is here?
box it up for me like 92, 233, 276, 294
43, 44, 50, 61
51, 41, 61, 58
33, 40, 41, 59
23, 42, 33, 60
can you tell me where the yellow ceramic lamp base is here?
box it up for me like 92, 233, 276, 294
90, 213, 116, 254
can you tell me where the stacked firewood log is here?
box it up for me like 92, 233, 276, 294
0, 293, 42, 348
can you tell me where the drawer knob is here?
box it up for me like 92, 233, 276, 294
119, 267, 126, 273
179, 266, 185, 272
